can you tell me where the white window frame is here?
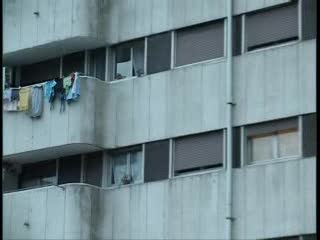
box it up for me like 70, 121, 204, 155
243, 119, 302, 167
111, 39, 147, 82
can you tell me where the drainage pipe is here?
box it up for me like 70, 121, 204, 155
225, 0, 234, 239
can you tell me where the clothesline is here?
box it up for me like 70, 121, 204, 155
3, 72, 81, 117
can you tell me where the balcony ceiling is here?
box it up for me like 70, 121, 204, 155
3, 143, 104, 164
3, 36, 106, 66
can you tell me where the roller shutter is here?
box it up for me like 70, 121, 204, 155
175, 20, 224, 66
246, 2, 298, 51
174, 131, 223, 173
245, 117, 298, 137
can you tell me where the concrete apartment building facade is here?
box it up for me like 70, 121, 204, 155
2, 0, 316, 239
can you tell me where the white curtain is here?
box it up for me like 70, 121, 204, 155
112, 154, 127, 185
130, 151, 142, 183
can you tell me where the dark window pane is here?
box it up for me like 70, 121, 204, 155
89, 47, 106, 80
19, 159, 56, 188
147, 32, 171, 74
20, 58, 60, 86
303, 113, 317, 157
174, 131, 223, 174
175, 20, 224, 66
62, 51, 85, 76
302, 0, 317, 40
233, 127, 241, 168
246, 2, 298, 51
58, 155, 81, 184
233, 15, 242, 56
84, 152, 103, 186
144, 140, 169, 183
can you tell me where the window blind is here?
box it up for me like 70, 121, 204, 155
175, 20, 224, 66
174, 131, 223, 172
246, 2, 298, 50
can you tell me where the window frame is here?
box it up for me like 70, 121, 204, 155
243, 1, 301, 54
173, 19, 227, 69
107, 146, 144, 188
171, 130, 226, 178
18, 159, 58, 190
243, 116, 303, 167
111, 39, 146, 82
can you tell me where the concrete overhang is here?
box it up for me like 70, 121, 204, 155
3, 36, 107, 66
3, 143, 104, 164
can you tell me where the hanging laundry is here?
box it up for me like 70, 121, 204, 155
29, 85, 44, 118
18, 87, 32, 111
3, 88, 20, 112
45, 80, 57, 110
54, 78, 66, 112
45, 80, 57, 99
63, 76, 73, 96
11, 89, 20, 101
55, 78, 64, 93
3, 89, 12, 101
3, 99, 19, 111
66, 72, 80, 102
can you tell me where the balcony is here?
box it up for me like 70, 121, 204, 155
3, 0, 107, 66
3, 157, 316, 240
3, 76, 106, 163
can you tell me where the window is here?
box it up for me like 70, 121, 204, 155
233, 15, 242, 56
58, 155, 82, 184
147, 32, 171, 74
89, 47, 106, 80
83, 151, 103, 186
175, 20, 224, 66
113, 39, 145, 80
245, 2, 298, 51
174, 131, 224, 175
261, 234, 316, 240
245, 117, 300, 164
109, 146, 143, 186
302, 113, 317, 157
4, 67, 18, 88
144, 140, 170, 182
302, 0, 317, 40
62, 51, 85, 76
19, 160, 57, 189
20, 58, 60, 86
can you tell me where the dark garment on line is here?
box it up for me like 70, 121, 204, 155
11, 89, 20, 101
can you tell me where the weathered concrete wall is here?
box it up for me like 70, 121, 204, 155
102, 40, 316, 148
3, 0, 107, 54
3, 77, 101, 158
233, 39, 316, 126
3, 157, 316, 240
104, 0, 290, 44
3, 41, 316, 158
3, 0, 290, 55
